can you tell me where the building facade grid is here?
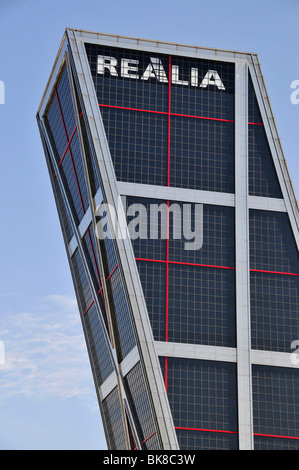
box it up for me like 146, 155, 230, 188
37, 29, 299, 451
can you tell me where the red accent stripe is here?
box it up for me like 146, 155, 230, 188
136, 258, 298, 276
98, 103, 263, 126
99, 102, 167, 116
83, 300, 94, 316
99, 102, 235, 124
58, 125, 77, 167
169, 260, 235, 270
142, 431, 157, 444
250, 268, 299, 276
254, 432, 299, 441
135, 257, 235, 271
106, 264, 119, 281
175, 427, 299, 441
175, 426, 238, 435
173, 112, 234, 123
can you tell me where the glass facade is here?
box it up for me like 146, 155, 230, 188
39, 55, 162, 450
37, 31, 299, 451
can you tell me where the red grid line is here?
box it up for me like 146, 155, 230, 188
58, 125, 77, 168
253, 432, 299, 441
136, 258, 298, 276
98, 103, 263, 126
106, 264, 119, 281
132, 431, 157, 450
175, 427, 299, 441
142, 431, 157, 445
98, 103, 264, 126
175, 426, 238, 435
250, 268, 299, 276
83, 300, 94, 316
98, 102, 235, 124
135, 257, 235, 271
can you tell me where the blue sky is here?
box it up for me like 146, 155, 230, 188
0, 0, 298, 450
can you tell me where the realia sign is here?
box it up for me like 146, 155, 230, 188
97, 55, 226, 90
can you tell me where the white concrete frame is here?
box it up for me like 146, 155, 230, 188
37, 28, 299, 451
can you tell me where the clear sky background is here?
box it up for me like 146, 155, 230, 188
0, 0, 298, 450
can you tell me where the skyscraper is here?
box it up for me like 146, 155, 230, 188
37, 29, 299, 451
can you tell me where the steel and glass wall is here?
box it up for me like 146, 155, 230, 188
37, 29, 299, 450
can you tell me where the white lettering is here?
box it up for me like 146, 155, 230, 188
191, 68, 198, 87
141, 57, 168, 83
121, 58, 139, 79
97, 55, 118, 76
200, 70, 226, 90
96, 55, 226, 91
172, 65, 188, 86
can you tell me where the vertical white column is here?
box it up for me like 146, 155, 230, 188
235, 62, 254, 450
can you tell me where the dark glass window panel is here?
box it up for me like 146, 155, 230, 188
107, 267, 136, 361
98, 226, 119, 280
136, 260, 167, 341
56, 64, 77, 139
60, 150, 85, 225
248, 124, 282, 199
165, 358, 238, 433
250, 272, 299, 352
81, 226, 108, 330
53, 172, 74, 243
249, 210, 299, 273
124, 362, 161, 450
168, 264, 236, 347
44, 63, 90, 226
170, 117, 234, 193
79, 112, 100, 197
82, 226, 102, 294
84, 303, 114, 386
100, 107, 168, 185
177, 428, 238, 451
71, 248, 93, 313
102, 387, 127, 450
252, 365, 299, 438
45, 93, 68, 165
70, 66, 101, 198
69, 131, 89, 213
